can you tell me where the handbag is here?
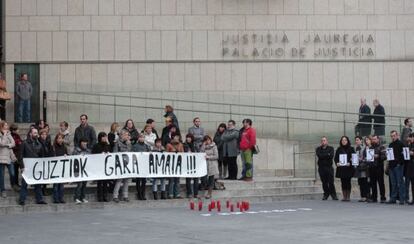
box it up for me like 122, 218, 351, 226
252, 145, 260, 154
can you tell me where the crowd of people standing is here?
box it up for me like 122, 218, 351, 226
316, 117, 414, 205
0, 105, 257, 206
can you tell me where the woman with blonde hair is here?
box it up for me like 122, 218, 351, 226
108, 122, 119, 151
0, 121, 16, 198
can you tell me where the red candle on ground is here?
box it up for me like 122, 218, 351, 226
226, 200, 230, 208
190, 201, 194, 210
230, 204, 234, 212
217, 201, 221, 209
198, 201, 203, 211
211, 200, 216, 209
217, 204, 221, 212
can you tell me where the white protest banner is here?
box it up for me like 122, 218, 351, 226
351, 153, 359, 166
366, 149, 375, 162
386, 148, 395, 161
339, 154, 348, 166
22, 152, 207, 185
403, 147, 410, 160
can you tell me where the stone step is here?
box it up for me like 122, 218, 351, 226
0, 192, 323, 215
0, 184, 320, 206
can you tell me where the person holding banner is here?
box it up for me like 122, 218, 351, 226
315, 136, 337, 200
133, 133, 151, 201
92, 132, 112, 202
112, 130, 132, 203
151, 139, 166, 200
387, 130, 406, 205
19, 127, 47, 205
358, 136, 374, 202
370, 135, 387, 203
72, 138, 91, 204
334, 136, 355, 202
184, 134, 199, 199
52, 133, 68, 204
166, 133, 184, 199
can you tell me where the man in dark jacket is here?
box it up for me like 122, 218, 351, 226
372, 99, 385, 137
315, 136, 338, 200
387, 130, 406, 204
19, 127, 47, 205
369, 135, 386, 203
357, 98, 371, 137
222, 120, 239, 180
74, 114, 96, 149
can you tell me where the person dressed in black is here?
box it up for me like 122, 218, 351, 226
184, 134, 199, 199
369, 135, 386, 203
52, 133, 68, 204
92, 132, 112, 202
372, 99, 385, 137
357, 98, 371, 137
132, 133, 151, 200
123, 119, 139, 145
74, 114, 97, 149
315, 136, 337, 200
164, 105, 179, 129
19, 127, 47, 205
214, 123, 226, 179
387, 130, 406, 204
404, 133, 414, 205
334, 136, 355, 202
39, 128, 53, 196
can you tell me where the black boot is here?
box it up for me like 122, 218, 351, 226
153, 192, 158, 200
137, 192, 142, 200
161, 191, 166, 200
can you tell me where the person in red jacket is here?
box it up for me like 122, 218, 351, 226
239, 119, 256, 181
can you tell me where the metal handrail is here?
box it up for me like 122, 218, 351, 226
47, 90, 410, 120
47, 98, 403, 128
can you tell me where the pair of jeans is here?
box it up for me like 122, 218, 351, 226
136, 178, 146, 196
53, 183, 64, 202
0, 163, 15, 192
241, 150, 253, 178
225, 156, 238, 179
17, 99, 31, 123
185, 178, 199, 197
207, 175, 215, 190
168, 178, 180, 197
19, 179, 43, 203
74, 181, 87, 201
389, 164, 406, 202
152, 178, 166, 192
113, 179, 129, 199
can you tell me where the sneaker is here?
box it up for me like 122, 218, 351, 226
1, 191, 6, 198
75, 199, 82, 204
82, 199, 88, 203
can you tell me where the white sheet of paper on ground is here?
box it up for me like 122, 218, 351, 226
403, 147, 410, 160
386, 148, 395, 161
259, 210, 272, 213
351, 153, 359, 166
218, 213, 231, 216
246, 211, 258, 214
339, 154, 348, 166
201, 214, 211, 217
297, 208, 312, 211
